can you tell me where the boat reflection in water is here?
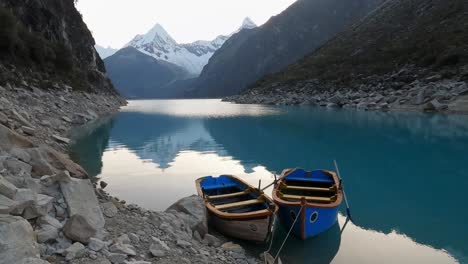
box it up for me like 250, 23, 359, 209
267, 220, 342, 264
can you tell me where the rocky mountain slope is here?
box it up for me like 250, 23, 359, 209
228, 0, 468, 113
0, 0, 116, 94
190, 0, 385, 97
95, 45, 118, 59
125, 18, 257, 76
104, 47, 190, 98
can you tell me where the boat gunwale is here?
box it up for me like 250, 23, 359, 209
196, 175, 276, 220
272, 168, 344, 209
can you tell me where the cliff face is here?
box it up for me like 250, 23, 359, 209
0, 0, 116, 94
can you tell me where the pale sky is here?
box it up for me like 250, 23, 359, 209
76, 0, 296, 48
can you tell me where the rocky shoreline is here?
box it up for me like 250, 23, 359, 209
224, 67, 468, 114
0, 84, 259, 264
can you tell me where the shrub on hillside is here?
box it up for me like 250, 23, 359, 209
0, 6, 18, 53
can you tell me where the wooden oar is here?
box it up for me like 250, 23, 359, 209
259, 169, 296, 192
334, 160, 354, 223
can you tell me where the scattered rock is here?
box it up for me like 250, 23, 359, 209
109, 242, 136, 256
102, 201, 118, 218
149, 237, 170, 257
63, 242, 86, 261
0, 194, 17, 214
36, 224, 59, 243
202, 233, 221, 247
52, 135, 71, 144
22, 126, 35, 136
107, 253, 127, 264
88, 237, 106, 252
100, 181, 108, 189
221, 242, 243, 253
0, 175, 18, 199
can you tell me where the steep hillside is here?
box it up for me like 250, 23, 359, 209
253, 0, 468, 87
0, 0, 116, 94
191, 0, 384, 97
231, 0, 468, 113
104, 47, 190, 98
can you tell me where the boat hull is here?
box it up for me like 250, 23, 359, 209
277, 204, 339, 240
207, 210, 274, 242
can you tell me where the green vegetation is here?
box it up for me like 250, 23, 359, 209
0, 6, 80, 87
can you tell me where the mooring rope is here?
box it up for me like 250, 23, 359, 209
264, 205, 304, 264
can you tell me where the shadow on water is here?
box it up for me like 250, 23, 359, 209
70, 102, 468, 263
262, 221, 341, 264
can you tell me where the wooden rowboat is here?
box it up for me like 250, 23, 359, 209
196, 175, 276, 242
273, 168, 343, 240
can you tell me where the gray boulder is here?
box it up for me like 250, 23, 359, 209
0, 215, 39, 263
88, 237, 106, 252
109, 242, 136, 256
60, 178, 105, 231
149, 237, 170, 257
166, 195, 207, 236
23, 194, 54, 219
63, 214, 97, 244
37, 215, 63, 229
11, 188, 36, 216
0, 194, 17, 214
36, 224, 59, 243
0, 175, 18, 199
107, 253, 127, 264
63, 242, 86, 261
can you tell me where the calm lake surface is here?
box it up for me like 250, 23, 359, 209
70, 99, 468, 264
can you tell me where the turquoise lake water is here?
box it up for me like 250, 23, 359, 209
70, 99, 468, 264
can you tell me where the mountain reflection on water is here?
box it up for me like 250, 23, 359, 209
70, 99, 468, 264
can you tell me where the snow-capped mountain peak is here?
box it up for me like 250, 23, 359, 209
240, 17, 257, 30
141, 23, 176, 45
125, 18, 257, 75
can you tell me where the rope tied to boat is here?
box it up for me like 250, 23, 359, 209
264, 205, 305, 264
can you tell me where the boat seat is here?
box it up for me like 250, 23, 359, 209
207, 189, 252, 200
281, 183, 336, 192
215, 197, 265, 210
285, 176, 334, 184
280, 193, 337, 203
202, 183, 238, 191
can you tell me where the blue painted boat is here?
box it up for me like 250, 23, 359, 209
196, 175, 276, 242
273, 168, 343, 240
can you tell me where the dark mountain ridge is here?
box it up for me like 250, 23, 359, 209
0, 0, 116, 94
190, 0, 385, 97
104, 47, 190, 98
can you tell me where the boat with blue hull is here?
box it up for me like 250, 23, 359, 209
273, 168, 343, 240
196, 175, 276, 242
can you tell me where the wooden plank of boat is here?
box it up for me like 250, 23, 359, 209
280, 193, 337, 202
206, 189, 252, 200
282, 184, 336, 192
215, 198, 265, 210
